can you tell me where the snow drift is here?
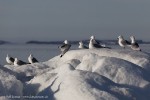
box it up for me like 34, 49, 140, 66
0, 65, 23, 100
1, 48, 150, 100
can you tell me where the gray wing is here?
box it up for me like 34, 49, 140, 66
93, 44, 102, 48
60, 44, 71, 57
121, 40, 131, 45
18, 60, 27, 65
132, 42, 139, 48
93, 39, 100, 44
125, 40, 131, 45
10, 57, 15, 63
59, 44, 68, 51
32, 57, 38, 63
60, 44, 66, 48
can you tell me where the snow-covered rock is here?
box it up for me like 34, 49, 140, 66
1, 48, 150, 100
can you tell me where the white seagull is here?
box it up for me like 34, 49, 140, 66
130, 36, 141, 51
90, 35, 100, 45
28, 54, 38, 64
78, 41, 88, 49
89, 36, 111, 49
58, 40, 71, 57
89, 38, 103, 49
14, 58, 27, 66
118, 35, 131, 49
6, 54, 15, 65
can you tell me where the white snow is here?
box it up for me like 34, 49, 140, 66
1, 48, 150, 100
0, 65, 23, 100
76, 53, 149, 87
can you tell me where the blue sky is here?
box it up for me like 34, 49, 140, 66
0, 0, 150, 42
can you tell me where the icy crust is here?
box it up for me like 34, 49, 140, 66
1, 49, 150, 100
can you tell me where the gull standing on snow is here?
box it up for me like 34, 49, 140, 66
28, 54, 38, 64
90, 35, 101, 45
89, 37, 103, 49
130, 36, 141, 51
118, 35, 131, 49
6, 54, 15, 65
89, 35, 111, 49
58, 40, 71, 57
14, 58, 27, 66
89, 35, 102, 49
78, 41, 88, 49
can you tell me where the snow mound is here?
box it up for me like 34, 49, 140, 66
4, 63, 53, 77
54, 49, 150, 71
76, 53, 150, 87
27, 63, 150, 100
54, 64, 120, 100
0, 65, 23, 100
1, 49, 150, 100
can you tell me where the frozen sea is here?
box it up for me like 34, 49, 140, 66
0, 43, 150, 65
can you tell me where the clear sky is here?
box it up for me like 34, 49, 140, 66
0, 0, 150, 42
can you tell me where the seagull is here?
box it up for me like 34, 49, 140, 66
58, 40, 71, 57
130, 36, 141, 51
89, 38, 103, 49
118, 35, 131, 49
78, 41, 88, 49
6, 54, 15, 65
90, 35, 100, 45
89, 36, 111, 49
89, 35, 102, 49
28, 54, 38, 64
14, 58, 27, 66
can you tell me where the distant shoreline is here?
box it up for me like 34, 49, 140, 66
1, 40, 150, 45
